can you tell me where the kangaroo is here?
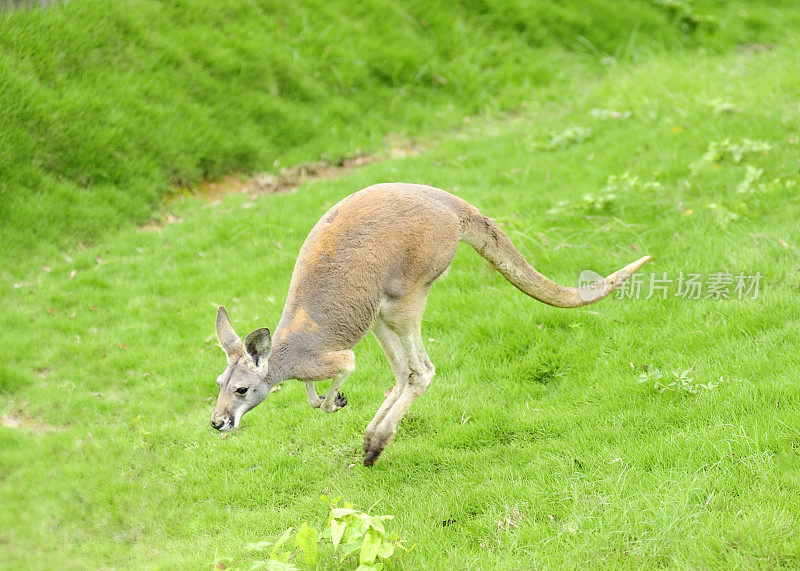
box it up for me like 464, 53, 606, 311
210, 183, 650, 465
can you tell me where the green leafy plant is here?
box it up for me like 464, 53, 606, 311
736, 165, 764, 194
702, 138, 772, 164
736, 165, 795, 195
582, 172, 662, 213
637, 365, 722, 394
245, 498, 410, 570
651, 0, 716, 31
323, 499, 407, 570
707, 98, 739, 114
532, 125, 593, 150
589, 108, 632, 120
704, 201, 740, 228
246, 525, 305, 570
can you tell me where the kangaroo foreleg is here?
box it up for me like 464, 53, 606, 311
306, 379, 347, 411
305, 382, 324, 408
321, 370, 349, 412
296, 350, 354, 413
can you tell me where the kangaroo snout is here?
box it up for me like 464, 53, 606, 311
210, 414, 233, 431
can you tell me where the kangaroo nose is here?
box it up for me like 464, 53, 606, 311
211, 419, 224, 430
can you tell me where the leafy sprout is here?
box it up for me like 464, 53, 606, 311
245, 497, 410, 570
637, 365, 723, 394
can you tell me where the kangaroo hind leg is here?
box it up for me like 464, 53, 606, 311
365, 318, 409, 451
364, 321, 434, 466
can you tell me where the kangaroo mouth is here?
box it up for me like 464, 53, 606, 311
211, 418, 233, 431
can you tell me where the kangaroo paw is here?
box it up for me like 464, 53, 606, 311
321, 392, 348, 413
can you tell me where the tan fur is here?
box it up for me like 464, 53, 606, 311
210, 183, 650, 464
275, 307, 319, 343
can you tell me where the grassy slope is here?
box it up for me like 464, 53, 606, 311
2, 36, 799, 567
1, 0, 797, 271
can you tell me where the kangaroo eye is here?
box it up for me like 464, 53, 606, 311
235, 387, 248, 395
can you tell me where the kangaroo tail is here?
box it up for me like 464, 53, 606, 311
456, 201, 650, 308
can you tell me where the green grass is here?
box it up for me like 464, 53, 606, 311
3, 34, 800, 567
2, 0, 800, 272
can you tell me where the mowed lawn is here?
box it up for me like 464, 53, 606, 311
2, 47, 800, 568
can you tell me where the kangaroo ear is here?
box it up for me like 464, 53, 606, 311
244, 327, 272, 370
216, 306, 243, 361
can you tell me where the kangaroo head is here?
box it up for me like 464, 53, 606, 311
210, 306, 272, 431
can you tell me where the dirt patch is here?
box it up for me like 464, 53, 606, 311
1, 411, 56, 432
195, 152, 392, 201
737, 42, 775, 53
140, 141, 427, 231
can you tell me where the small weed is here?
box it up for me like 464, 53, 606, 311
651, 0, 716, 31
533, 125, 593, 150
736, 166, 795, 195
582, 172, 662, 213
546, 199, 571, 216
637, 365, 723, 394
737, 165, 764, 194
244, 497, 410, 570
707, 98, 739, 114
590, 108, 632, 120
702, 138, 772, 164
549, 171, 662, 215
581, 192, 617, 213
705, 202, 740, 228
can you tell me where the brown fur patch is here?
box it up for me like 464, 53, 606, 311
288, 308, 320, 334
291, 349, 355, 382
276, 307, 320, 342
303, 234, 336, 265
